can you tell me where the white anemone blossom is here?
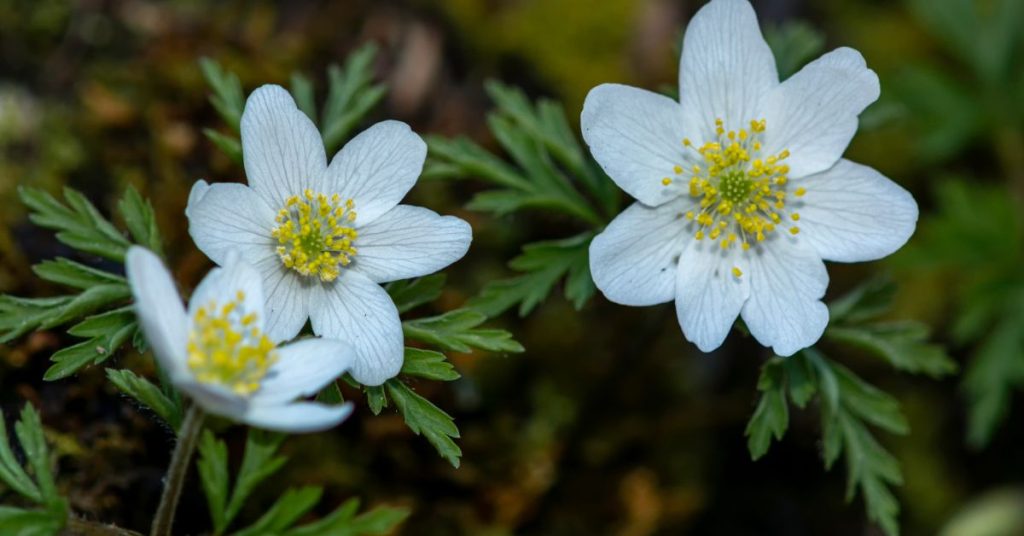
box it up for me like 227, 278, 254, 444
187, 85, 472, 386
583, 0, 918, 356
126, 246, 355, 432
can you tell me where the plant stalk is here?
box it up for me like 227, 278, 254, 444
150, 405, 204, 536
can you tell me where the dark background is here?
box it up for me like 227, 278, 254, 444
1, 0, 1023, 534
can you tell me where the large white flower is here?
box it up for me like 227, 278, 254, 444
126, 246, 355, 432
583, 0, 918, 356
187, 85, 472, 386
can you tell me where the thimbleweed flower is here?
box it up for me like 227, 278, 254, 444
583, 0, 918, 355
187, 85, 472, 386
126, 246, 355, 432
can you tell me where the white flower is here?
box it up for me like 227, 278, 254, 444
126, 246, 355, 433
582, 0, 918, 356
186, 85, 472, 386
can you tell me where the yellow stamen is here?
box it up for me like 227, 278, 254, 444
271, 191, 358, 282
187, 295, 277, 395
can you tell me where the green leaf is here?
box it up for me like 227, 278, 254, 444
400, 348, 460, 381
38, 283, 130, 331
0, 296, 71, 344
0, 506, 65, 536
118, 185, 163, 255
385, 379, 462, 467
827, 322, 957, 378
808, 351, 906, 536
0, 413, 42, 503
45, 316, 136, 380
891, 66, 982, 162
365, 385, 387, 415
14, 406, 58, 507
204, 128, 243, 165
963, 319, 1024, 448
106, 369, 183, 430
385, 274, 446, 314
19, 186, 131, 261
828, 278, 897, 324
233, 486, 323, 536
764, 21, 826, 79
423, 136, 530, 190
225, 431, 289, 530
745, 359, 789, 460
783, 355, 817, 408
197, 430, 230, 534
285, 498, 409, 536
290, 72, 317, 123
31, 258, 125, 290
469, 232, 594, 318
321, 43, 387, 154
199, 57, 245, 132
426, 81, 609, 226
403, 309, 523, 354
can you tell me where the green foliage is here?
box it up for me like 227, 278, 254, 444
2, 186, 162, 380
425, 81, 613, 317
898, 0, 1024, 162
378, 379, 462, 468
745, 351, 907, 536
379, 275, 520, 466
0, 406, 68, 536
468, 232, 594, 318
106, 368, 183, 430
744, 278, 954, 535
826, 278, 957, 378
198, 429, 408, 536
19, 186, 131, 262
201, 43, 386, 164
897, 180, 1024, 447
385, 273, 446, 314
763, 21, 826, 79
403, 309, 524, 354
401, 348, 460, 382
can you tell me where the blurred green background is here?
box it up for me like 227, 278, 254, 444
2, 0, 1023, 534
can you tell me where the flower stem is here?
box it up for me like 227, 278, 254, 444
150, 405, 204, 536
67, 516, 145, 536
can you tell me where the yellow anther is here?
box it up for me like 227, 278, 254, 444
675, 117, 800, 250
791, 213, 800, 221
732, 266, 743, 278
271, 190, 358, 282
789, 226, 800, 235
188, 296, 277, 396
795, 187, 806, 197
662, 177, 672, 186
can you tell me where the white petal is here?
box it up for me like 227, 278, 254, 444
186, 179, 210, 214
241, 85, 327, 207
308, 271, 403, 386
321, 120, 426, 225
253, 255, 312, 343
762, 48, 880, 178
241, 401, 353, 433
589, 199, 693, 306
741, 236, 829, 356
794, 159, 918, 262
177, 380, 248, 419
252, 337, 354, 405
187, 251, 267, 329
186, 181, 277, 266
581, 84, 689, 207
125, 247, 189, 381
679, 0, 778, 139
675, 240, 750, 352
352, 205, 472, 283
